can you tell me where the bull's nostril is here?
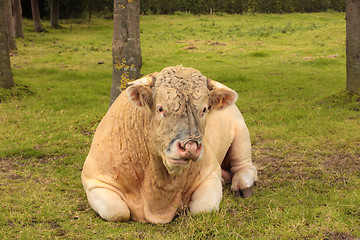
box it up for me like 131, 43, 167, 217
178, 141, 185, 150
183, 139, 201, 149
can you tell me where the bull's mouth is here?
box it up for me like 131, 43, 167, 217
167, 158, 191, 165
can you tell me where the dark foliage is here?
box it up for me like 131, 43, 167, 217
140, 0, 345, 14
21, 0, 112, 19
20, 0, 345, 19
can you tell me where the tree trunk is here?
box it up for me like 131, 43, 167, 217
88, 6, 92, 22
50, 0, 60, 28
346, 0, 360, 94
12, 0, 24, 38
110, 0, 142, 107
4, 0, 17, 51
0, 0, 15, 89
31, 0, 45, 32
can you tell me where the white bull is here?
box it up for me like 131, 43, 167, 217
81, 66, 257, 224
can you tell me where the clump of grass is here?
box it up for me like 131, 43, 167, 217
0, 84, 34, 103
250, 51, 269, 57
317, 91, 360, 110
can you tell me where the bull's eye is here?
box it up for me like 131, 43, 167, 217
201, 105, 209, 117
156, 105, 165, 117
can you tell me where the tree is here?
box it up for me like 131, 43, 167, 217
86, 0, 113, 22
110, 0, 142, 107
50, 0, 60, 28
87, 0, 101, 22
346, 0, 360, 94
4, 0, 17, 51
0, 0, 15, 89
31, 0, 45, 32
12, 0, 24, 38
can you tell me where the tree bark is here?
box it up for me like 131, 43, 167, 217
0, 0, 15, 89
110, 0, 142, 107
50, 0, 60, 28
4, 0, 17, 51
12, 0, 24, 38
346, 0, 360, 94
31, 0, 45, 32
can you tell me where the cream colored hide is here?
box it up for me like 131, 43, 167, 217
81, 66, 257, 224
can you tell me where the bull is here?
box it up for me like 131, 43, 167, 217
81, 66, 257, 224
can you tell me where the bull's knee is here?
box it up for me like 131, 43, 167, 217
189, 178, 222, 214
86, 188, 130, 222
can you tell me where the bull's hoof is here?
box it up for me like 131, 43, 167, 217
241, 187, 253, 199
235, 187, 253, 199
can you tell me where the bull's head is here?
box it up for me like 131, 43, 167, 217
126, 66, 237, 175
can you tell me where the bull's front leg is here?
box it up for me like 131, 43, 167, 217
225, 118, 257, 198
189, 175, 222, 214
84, 180, 130, 222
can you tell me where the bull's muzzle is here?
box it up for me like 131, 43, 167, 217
176, 138, 203, 161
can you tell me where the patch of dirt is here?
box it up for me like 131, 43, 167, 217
0, 158, 19, 172
76, 203, 91, 212
48, 220, 61, 229
179, 40, 227, 51
303, 56, 316, 60
0, 158, 10, 170
322, 153, 360, 175
327, 54, 339, 59
252, 144, 359, 188
242, 42, 264, 46
0, 155, 68, 184
302, 54, 340, 61
323, 231, 356, 240
47, 220, 67, 237
182, 44, 197, 50
0, 158, 34, 184
8, 173, 28, 180
206, 41, 226, 46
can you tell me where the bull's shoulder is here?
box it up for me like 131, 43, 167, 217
206, 104, 244, 133
204, 104, 246, 164
83, 90, 151, 182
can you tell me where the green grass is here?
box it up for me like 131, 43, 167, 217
1, 13, 359, 239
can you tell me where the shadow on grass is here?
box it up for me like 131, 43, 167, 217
317, 91, 360, 112
0, 84, 34, 103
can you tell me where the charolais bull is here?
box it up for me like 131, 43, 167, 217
81, 66, 257, 224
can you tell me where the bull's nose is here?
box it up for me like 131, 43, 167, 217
182, 139, 200, 149
177, 139, 203, 160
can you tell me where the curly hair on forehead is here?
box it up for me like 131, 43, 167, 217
153, 66, 208, 91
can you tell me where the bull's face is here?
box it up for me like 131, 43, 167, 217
126, 66, 238, 175
151, 86, 209, 175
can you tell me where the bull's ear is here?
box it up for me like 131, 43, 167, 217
126, 85, 153, 109
208, 79, 238, 109
127, 74, 156, 87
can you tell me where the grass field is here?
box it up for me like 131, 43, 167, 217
1, 12, 359, 239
